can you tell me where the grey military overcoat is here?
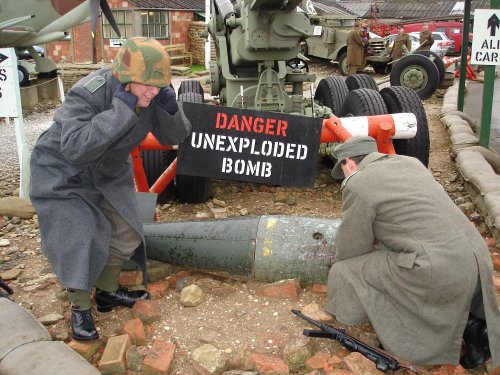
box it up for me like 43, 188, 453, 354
30, 68, 191, 291
326, 153, 500, 368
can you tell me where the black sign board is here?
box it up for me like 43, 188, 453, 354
177, 102, 323, 187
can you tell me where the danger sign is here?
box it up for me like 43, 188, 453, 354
177, 102, 322, 188
471, 9, 500, 65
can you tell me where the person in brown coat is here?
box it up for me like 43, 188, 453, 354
391, 25, 412, 60
417, 24, 434, 51
347, 21, 366, 75
326, 136, 500, 370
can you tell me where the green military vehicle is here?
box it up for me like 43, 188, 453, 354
301, 14, 389, 75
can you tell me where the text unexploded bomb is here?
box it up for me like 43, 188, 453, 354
189, 132, 309, 177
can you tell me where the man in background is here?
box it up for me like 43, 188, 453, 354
347, 21, 366, 75
417, 23, 434, 51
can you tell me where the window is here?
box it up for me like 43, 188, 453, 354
141, 10, 169, 39
102, 10, 133, 39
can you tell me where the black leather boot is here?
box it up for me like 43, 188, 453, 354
71, 308, 98, 341
95, 286, 150, 312
460, 314, 491, 369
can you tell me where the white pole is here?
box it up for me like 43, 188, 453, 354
204, 0, 211, 69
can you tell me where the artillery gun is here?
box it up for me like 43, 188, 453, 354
140, 0, 430, 204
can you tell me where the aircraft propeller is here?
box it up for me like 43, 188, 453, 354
90, 0, 121, 38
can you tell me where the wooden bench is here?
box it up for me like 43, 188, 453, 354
164, 43, 192, 66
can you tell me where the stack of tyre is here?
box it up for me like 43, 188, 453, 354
141, 80, 212, 204
314, 73, 430, 167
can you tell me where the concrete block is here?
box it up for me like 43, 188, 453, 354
20, 84, 39, 109
37, 78, 60, 100
99, 334, 132, 375
0, 298, 50, 360
0, 341, 99, 374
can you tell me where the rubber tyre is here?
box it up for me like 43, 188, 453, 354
380, 86, 430, 167
18, 65, 30, 86
175, 91, 213, 204
178, 80, 204, 96
340, 88, 388, 117
345, 74, 378, 91
337, 52, 348, 76
414, 50, 445, 85
390, 54, 439, 100
314, 77, 349, 116
141, 150, 176, 204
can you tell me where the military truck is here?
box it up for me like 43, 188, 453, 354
301, 14, 389, 75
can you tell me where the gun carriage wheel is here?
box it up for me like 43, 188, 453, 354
380, 86, 430, 166
413, 50, 446, 85
390, 54, 439, 100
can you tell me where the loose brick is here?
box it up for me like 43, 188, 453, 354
123, 318, 146, 346
494, 275, 500, 292
68, 339, 100, 361
147, 281, 169, 299
131, 299, 162, 324
306, 351, 332, 371
311, 284, 328, 294
118, 271, 143, 287
485, 237, 496, 248
255, 279, 301, 300
167, 270, 190, 288
142, 339, 176, 375
343, 352, 384, 375
245, 353, 289, 375
491, 253, 500, 272
99, 334, 132, 375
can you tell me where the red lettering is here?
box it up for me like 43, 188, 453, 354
241, 116, 252, 132
253, 117, 264, 133
265, 118, 276, 135
216, 112, 227, 129
227, 115, 240, 131
216, 113, 287, 137
277, 120, 287, 136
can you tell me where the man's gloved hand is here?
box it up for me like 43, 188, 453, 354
156, 86, 179, 115
113, 83, 138, 111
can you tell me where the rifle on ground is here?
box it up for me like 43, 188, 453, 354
0, 278, 14, 298
291, 309, 431, 375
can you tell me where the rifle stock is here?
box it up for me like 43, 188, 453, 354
291, 309, 431, 375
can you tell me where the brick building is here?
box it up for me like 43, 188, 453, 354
46, 0, 204, 64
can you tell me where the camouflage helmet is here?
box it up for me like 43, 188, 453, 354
112, 37, 171, 88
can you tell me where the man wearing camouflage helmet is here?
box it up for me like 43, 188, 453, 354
29, 37, 191, 341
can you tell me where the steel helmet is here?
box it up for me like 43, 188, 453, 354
112, 37, 171, 87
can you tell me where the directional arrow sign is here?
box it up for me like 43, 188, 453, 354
0, 53, 8, 64
471, 9, 500, 65
488, 13, 499, 37
110, 39, 125, 48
